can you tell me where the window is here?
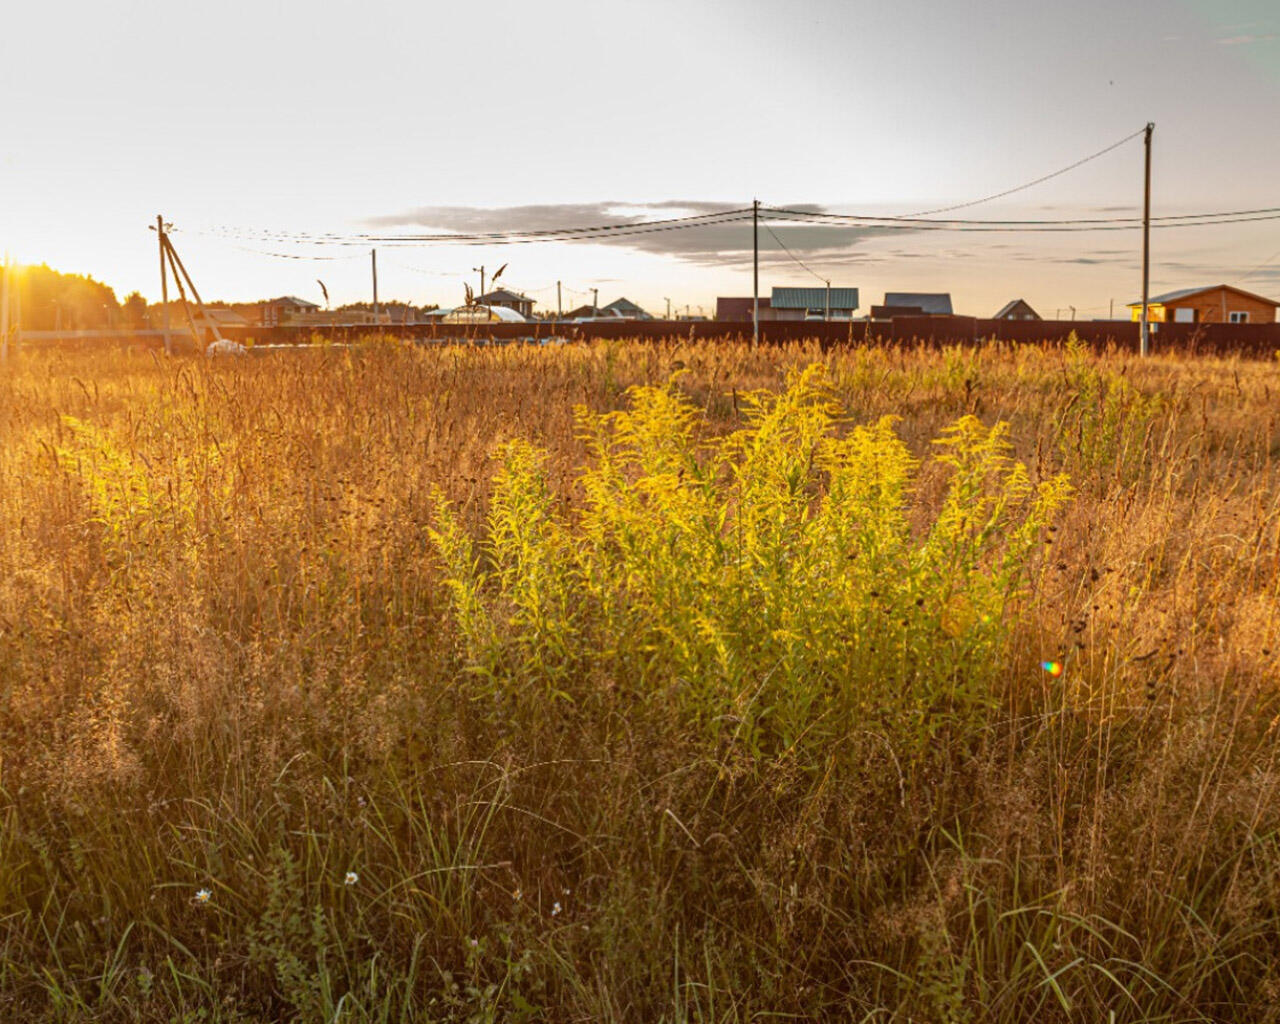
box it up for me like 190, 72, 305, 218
1173, 307, 1196, 323
1229, 311, 1249, 324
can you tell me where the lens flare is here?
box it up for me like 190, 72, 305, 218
1040, 660, 1063, 677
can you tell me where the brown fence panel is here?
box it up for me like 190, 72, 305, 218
22, 317, 1280, 357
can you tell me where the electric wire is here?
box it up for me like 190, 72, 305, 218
903, 127, 1148, 217
761, 205, 1280, 228
761, 208, 1280, 232
762, 223, 829, 284
1235, 247, 1280, 286
196, 208, 753, 247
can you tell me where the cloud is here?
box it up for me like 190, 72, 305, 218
365, 201, 900, 266
1216, 33, 1278, 45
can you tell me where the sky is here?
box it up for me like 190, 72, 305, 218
1, 0, 1278, 319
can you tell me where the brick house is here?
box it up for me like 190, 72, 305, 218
261, 296, 321, 326
716, 296, 774, 320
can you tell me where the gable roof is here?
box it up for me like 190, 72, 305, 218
993, 298, 1040, 319
267, 295, 321, 309
1126, 284, 1280, 307
771, 286, 859, 310
884, 292, 952, 314
602, 296, 647, 314
477, 288, 532, 303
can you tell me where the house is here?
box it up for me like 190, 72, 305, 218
770, 286, 860, 320
882, 292, 954, 316
261, 296, 321, 326
600, 297, 652, 319
1127, 285, 1279, 324
993, 298, 1041, 321
716, 296, 774, 320
476, 288, 535, 318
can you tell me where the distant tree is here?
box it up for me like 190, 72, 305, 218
17, 265, 120, 331
121, 291, 149, 328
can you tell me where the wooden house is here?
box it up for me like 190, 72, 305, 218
1128, 285, 1278, 324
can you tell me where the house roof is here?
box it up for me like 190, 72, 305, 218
477, 288, 532, 303
993, 298, 1040, 319
884, 292, 952, 314
267, 295, 321, 309
771, 286, 859, 310
205, 307, 250, 325
1126, 284, 1280, 307
602, 296, 648, 314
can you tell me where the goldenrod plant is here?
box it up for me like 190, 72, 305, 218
432, 365, 1071, 762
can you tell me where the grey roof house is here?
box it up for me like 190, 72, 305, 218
883, 292, 953, 315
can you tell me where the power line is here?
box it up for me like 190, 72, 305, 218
763, 223, 828, 283
197, 208, 753, 247
761, 207, 1280, 232
904, 127, 1148, 217
1236, 247, 1280, 286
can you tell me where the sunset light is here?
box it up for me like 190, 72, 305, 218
2, 1, 1279, 1020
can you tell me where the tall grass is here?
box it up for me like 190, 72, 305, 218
2, 338, 1280, 1021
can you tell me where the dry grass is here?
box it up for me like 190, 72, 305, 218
2, 336, 1280, 1022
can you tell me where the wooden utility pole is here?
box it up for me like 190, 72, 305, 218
664, 297, 671, 319
161, 241, 204, 348
752, 199, 759, 346
825, 279, 831, 322
371, 249, 379, 324
157, 215, 172, 354
591, 287, 598, 317
159, 231, 225, 351
556, 280, 562, 319
1140, 122, 1154, 357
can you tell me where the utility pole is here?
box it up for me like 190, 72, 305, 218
752, 198, 759, 346
473, 265, 486, 302
1140, 121, 1154, 357
664, 297, 671, 319
371, 249, 379, 324
156, 215, 171, 354
556, 280, 562, 319
825, 279, 831, 322
591, 287, 598, 317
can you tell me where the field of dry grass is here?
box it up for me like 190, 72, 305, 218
2, 337, 1280, 1022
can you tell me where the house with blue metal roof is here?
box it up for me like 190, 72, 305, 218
769, 286, 859, 320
